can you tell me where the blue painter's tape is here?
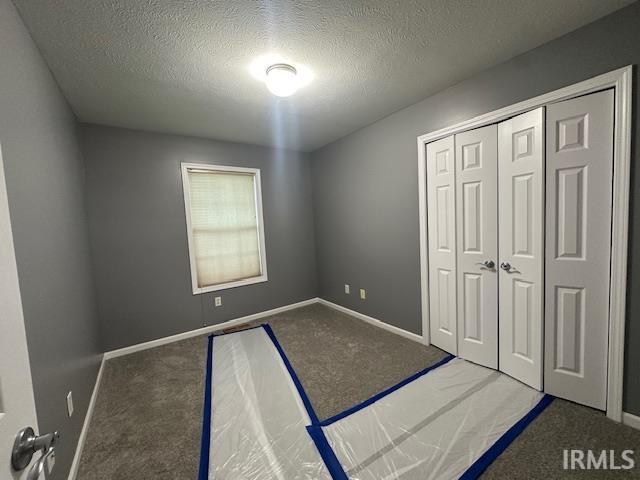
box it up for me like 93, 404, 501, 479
459, 394, 555, 479
318, 354, 455, 427
197, 335, 214, 480
307, 425, 349, 480
262, 323, 320, 425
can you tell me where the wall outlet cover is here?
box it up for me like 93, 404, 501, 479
66, 391, 74, 418
360, 289, 366, 300
344, 284, 350, 294
215, 296, 222, 307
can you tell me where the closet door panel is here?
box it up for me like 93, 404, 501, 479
545, 90, 614, 410
455, 125, 498, 368
498, 108, 544, 390
426, 136, 458, 354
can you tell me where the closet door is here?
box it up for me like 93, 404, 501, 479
426, 135, 458, 354
498, 108, 544, 390
544, 90, 614, 410
455, 125, 498, 368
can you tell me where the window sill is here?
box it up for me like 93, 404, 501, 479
192, 274, 268, 295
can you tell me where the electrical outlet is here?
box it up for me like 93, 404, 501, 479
344, 284, 350, 294
66, 391, 74, 418
360, 289, 366, 300
214, 296, 222, 307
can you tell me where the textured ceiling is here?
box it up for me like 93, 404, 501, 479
13, 0, 633, 151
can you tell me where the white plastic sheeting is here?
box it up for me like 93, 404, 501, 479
207, 326, 331, 479
318, 357, 546, 480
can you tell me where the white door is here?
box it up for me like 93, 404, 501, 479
0, 145, 40, 479
455, 125, 498, 369
497, 108, 545, 390
544, 89, 614, 410
426, 135, 458, 354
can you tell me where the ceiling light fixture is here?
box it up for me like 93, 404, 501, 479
265, 63, 299, 97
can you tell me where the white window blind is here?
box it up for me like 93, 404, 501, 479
182, 164, 267, 293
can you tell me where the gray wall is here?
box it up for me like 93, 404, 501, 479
0, 1, 101, 478
311, 2, 640, 415
80, 124, 318, 351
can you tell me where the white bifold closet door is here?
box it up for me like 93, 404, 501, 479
426, 135, 458, 354
497, 108, 545, 390
544, 89, 614, 410
455, 125, 498, 369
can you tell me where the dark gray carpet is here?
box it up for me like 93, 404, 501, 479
77, 303, 640, 479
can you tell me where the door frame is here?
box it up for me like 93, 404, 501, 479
417, 65, 632, 422
0, 142, 40, 477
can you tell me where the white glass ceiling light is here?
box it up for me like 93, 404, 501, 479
249, 56, 313, 96
265, 63, 299, 97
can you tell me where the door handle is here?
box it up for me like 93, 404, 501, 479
500, 262, 515, 273
475, 260, 495, 269
27, 447, 55, 480
11, 427, 59, 471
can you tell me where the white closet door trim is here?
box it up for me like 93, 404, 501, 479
417, 65, 632, 422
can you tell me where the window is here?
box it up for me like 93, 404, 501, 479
181, 163, 267, 294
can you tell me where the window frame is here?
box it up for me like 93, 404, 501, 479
181, 162, 268, 294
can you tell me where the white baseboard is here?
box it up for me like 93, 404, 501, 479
67, 355, 106, 480
68, 296, 424, 478
67, 298, 316, 479
103, 297, 426, 361
103, 297, 319, 360
317, 298, 424, 344
622, 411, 640, 431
